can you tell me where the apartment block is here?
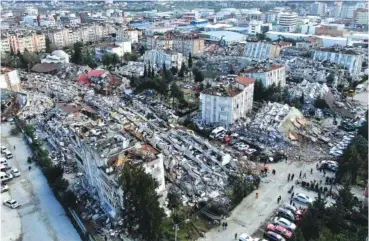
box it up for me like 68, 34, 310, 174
6, 32, 46, 53
200, 76, 255, 126
243, 65, 286, 88
313, 48, 363, 76
172, 35, 204, 57
243, 41, 290, 61
143, 49, 184, 70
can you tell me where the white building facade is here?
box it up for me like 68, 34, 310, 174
200, 77, 255, 126
243, 41, 276, 60
278, 12, 298, 32
143, 50, 184, 70
243, 65, 286, 88
313, 49, 363, 76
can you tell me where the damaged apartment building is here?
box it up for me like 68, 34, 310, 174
34, 102, 166, 220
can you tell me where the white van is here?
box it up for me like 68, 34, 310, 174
0, 172, 12, 183
1, 147, 7, 154
209, 127, 226, 139
0, 158, 9, 166
4, 151, 13, 159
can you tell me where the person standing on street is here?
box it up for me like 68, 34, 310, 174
299, 171, 302, 179
291, 192, 295, 198
256, 192, 259, 199
235, 233, 238, 240
303, 173, 307, 178
277, 196, 281, 203
311, 168, 313, 174
291, 174, 295, 180
288, 173, 291, 181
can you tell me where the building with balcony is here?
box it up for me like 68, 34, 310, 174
172, 35, 204, 56
243, 41, 290, 61
242, 64, 286, 88
143, 49, 184, 70
313, 47, 363, 76
200, 76, 255, 126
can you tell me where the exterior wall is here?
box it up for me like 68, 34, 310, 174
353, 9, 368, 25
1, 38, 11, 53
172, 38, 204, 56
7, 33, 46, 53
200, 85, 254, 126
143, 50, 184, 69
127, 30, 139, 43
313, 50, 363, 76
243, 67, 286, 88
243, 42, 279, 60
316, 27, 344, 37
141, 154, 166, 193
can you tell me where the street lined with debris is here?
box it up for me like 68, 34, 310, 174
1, 123, 81, 241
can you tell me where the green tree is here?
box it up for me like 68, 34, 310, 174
45, 37, 53, 53
314, 98, 329, 109
144, 65, 148, 77
170, 66, 178, 75
192, 68, 204, 82
111, 53, 120, 65
253, 79, 265, 101
119, 162, 165, 240
71, 42, 83, 65
167, 191, 182, 210
188, 53, 192, 68
178, 63, 186, 78
102, 52, 114, 66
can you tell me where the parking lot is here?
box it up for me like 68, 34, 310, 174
1, 123, 81, 241
199, 159, 337, 241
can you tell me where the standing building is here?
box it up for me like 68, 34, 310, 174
7, 32, 46, 53
310, 2, 327, 16
243, 65, 286, 88
95, 40, 131, 61
172, 35, 204, 57
313, 48, 363, 76
353, 8, 368, 28
200, 76, 255, 126
278, 12, 298, 32
142, 49, 184, 70
243, 41, 290, 61
341, 5, 356, 19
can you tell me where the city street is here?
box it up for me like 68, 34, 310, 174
199, 159, 337, 241
1, 123, 81, 241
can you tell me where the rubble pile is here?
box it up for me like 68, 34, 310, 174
288, 79, 330, 103
283, 57, 328, 82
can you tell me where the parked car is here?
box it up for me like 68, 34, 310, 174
273, 217, 297, 231
11, 168, 21, 178
1, 147, 8, 154
277, 208, 296, 222
264, 231, 286, 241
282, 203, 304, 215
1, 184, 9, 193
3, 199, 20, 209
266, 224, 293, 239
292, 193, 313, 205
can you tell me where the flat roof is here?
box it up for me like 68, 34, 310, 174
201, 86, 242, 97
200, 31, 246, 42
244, 65, 284, 73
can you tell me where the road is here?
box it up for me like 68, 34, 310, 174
199, 160, 338, 241
1, 123, 82, 241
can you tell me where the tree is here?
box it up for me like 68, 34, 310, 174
167, 191, 182, 210
253, 79, 266, 101
188, 53, 192, 68
45, 37, 53, 53
178, 63, 186, 78
111, 53, 120, 65
144, 65, 148, 77
71, 42, 83, 65
139, 45, 146, 55
102, 52, 113, 66
192, 68, 204, 82
300, 93, 305, 104
170, 82, 183, 109
170, 66, 178, 75
314, 98, 329, 109
119, 162, 165, 240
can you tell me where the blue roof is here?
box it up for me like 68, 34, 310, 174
201, 31, 247, 42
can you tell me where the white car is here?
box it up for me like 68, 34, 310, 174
11, 168, 21, 177
1, 147, 7, 154
3, 199, 20, 209
273, 217, 297, 231
292, 193, 313, 204
1, 185, 9, 193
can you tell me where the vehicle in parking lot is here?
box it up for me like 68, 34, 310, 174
11, 168, 21, 177
3, 199, 20, 209
264, 231, 286, 241
277, 208, 296, 222
282, 203, 304, 215
266, 224, 293, 239
319, 161, 338, 172
4, 151, 13, 159
1, 184, 9, 193
273, 217, 297, 231
1, 147, 8, 154
292, 193, 313, 204
0, 172, 12, 183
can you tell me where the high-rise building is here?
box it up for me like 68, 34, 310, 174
310, 2, 327, 16
278, 12, 298, 32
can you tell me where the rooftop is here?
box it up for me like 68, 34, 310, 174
200, 31, 246, 42
201, 86, 242, 97
243, 65, 284, 73
235, 76, 255, 86
316, 47, 361, 55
